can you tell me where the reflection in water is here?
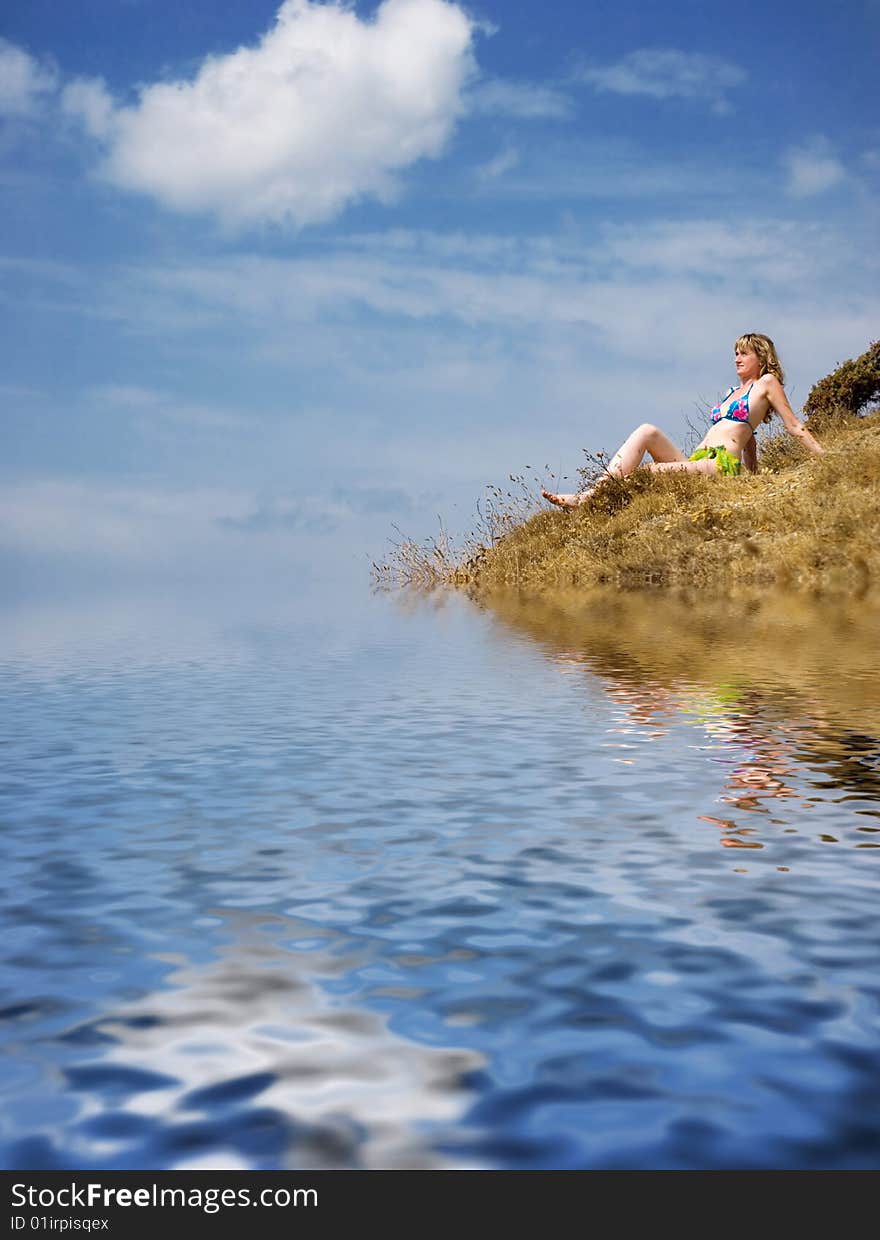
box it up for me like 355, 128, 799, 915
479, 588, 880, 859
2, 586, 880, 1169
45, 912, 483, 1170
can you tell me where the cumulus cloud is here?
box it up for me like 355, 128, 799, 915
66, 0, 475, 228
783, 138, 846, 197
577, 48, 746, 114
61, 77, 116, 139
0, 38, 57, 118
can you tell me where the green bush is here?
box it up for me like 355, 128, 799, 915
803, 339, 880, 424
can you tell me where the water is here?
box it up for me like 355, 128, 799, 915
1, 583, 879, 1169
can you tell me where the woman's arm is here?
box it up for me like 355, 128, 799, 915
763, 375, 824, 455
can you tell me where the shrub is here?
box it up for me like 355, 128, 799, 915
802, 339, 880, 425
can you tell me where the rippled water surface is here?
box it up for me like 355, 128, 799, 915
2, 584, 879, 1169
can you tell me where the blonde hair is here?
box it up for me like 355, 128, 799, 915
735, 332, 785, 384
735, 333, 784, 424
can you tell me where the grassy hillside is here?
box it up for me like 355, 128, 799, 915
375, 340, 880, 594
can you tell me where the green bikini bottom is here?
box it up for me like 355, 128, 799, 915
688, 446, 742, 476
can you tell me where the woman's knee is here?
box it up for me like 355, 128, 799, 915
635, 422, 659, 441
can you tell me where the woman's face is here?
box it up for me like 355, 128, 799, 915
734, 346, 761, 382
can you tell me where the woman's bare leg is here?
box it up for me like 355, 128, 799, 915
542, 423, 687, 507
648, 458, 718, 477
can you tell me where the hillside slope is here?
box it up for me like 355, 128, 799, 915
375, 341, 880, 593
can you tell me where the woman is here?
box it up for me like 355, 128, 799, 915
542, 333, 824, 507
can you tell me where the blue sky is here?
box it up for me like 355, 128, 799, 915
2, 0, 878, 597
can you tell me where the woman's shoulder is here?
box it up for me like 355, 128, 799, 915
756, 372, 782, 392
751, 373, 781, 404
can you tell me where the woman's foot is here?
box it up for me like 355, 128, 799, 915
541, 488, 589, 508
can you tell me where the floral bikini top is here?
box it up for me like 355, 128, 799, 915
711, 383, 755, 432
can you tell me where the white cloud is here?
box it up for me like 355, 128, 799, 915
0, 382, 43, 402
125, 227, 879, 400
577, 48, 746, 114
0, 479, 237, 562
0, 475, 428, 591
89, 383, 248, 430
0, 478, 361, 575
476, 146, 520, 182
468, 136, 734, 204
0, 38, 57, 118
783, 138, 846, 197
466, 77, 574, 119
597, 219, 820, 282
221, 483, 417, 533
221, 493, 349, 534
67, 0, 475, 228
5, 213, 877, 362
120, 221, 825, 329
61, 77, 116, 140
4, 214, 877, 479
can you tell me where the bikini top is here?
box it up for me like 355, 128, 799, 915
711, 384, 754, 430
